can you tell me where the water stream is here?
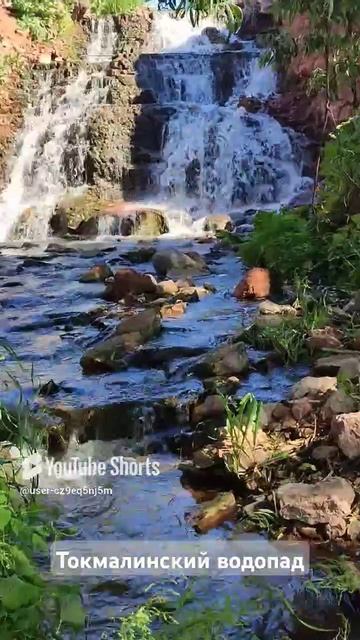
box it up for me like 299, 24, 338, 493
0, 18, 116, 242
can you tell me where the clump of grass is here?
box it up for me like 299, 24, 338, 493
220, 393, 263, 477
91, 0, 143, 15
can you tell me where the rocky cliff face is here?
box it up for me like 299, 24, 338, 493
84, 9, 155, 199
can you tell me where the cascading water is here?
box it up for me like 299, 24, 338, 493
0, 18, 116, 242
138, 14, 312, 228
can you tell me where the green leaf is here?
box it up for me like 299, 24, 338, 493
60, 594, 85, 628
0, 575, 41, 610
0, 508, 11, 531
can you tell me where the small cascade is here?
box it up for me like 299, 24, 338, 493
138, 14, 312, 228
0, 18, 116, 242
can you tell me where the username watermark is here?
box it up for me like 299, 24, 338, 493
22, 453, 161, 481
20, 485, 113, 498
51, 540, 310, 577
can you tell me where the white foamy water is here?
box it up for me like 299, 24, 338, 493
0, 18, 116, 242
142, 13, 311, 232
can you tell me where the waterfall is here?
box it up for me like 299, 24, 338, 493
139, 14, 312, 229
0, 18, 116, 242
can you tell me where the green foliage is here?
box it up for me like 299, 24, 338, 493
220, 392, 263, 476
320, 116, 360, 219
0, 478, 84, 639
161, 0, 243, 33
239, 208, 317, 283
12, 0, 73, 41
91, 0, 143, 15
269, 0, 360, 106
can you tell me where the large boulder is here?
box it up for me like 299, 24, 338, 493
191, 395, 225, 425
103, 268, 157, 301
307, 327, 343, 351
80, 309, 161, 373
331, 412, 360, 459
234, 268, 270, 300
192, 342, 249, 378
203, 214, 233, 232
314, 353, 360, 379
276, 477, 355, 537
152, 249, 208, 277
100, 206, 169, 236
291, 376, 337, 399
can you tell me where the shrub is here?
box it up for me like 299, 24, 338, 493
239, 208, 318, 283
12, 0, 72, 40
91, 0, 143, 15
320, 116, 360, 222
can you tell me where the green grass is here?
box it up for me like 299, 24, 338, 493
91, 0, 143, 15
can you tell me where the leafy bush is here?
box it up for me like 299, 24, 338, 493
12, 0, 72, 40
91, 0, 143, 15
239, 208, 318, 283
320, 116, 360, 222
0, 477, 84, 639
325, 216, 360, 290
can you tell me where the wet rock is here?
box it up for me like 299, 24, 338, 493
202, 26, 228, 45
203, 214, 233, 232
192, 342, 249, 378
103, 268, 157, 301
185, 492, 237, 534
118, 208, 169, 236
50, 210, 68, 235
272, 403, 291, 420
75, 217, 99, 237
46, 243, 77, 254
307, 327, 343, 351
331, 412, 360, 459
314, 353, 360, 378
38, 380, 61, 397
156, 279, 178, 296
238, 97, 262, 113
258, 300, 298, 316
176, 285, 209, 302
321, 389, 357, 421
311, 445, 338, 461
80, 309, 161, 373
291, 376, 337, 399
123, 247, 156, 264
160, 302, 187, 319
276, 477, 355, 537
79, 263, 113, 283
234, 268, 270, 300
152, 249, 208, 277
191, 395, 225, 425
193, 445, 221, 469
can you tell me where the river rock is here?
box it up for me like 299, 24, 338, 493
291, 376, 337, 399
118, 208, 169, 236
192, 342, 249, 378
80, 309, 161, 373
103, 268, 157, 301
75, 217, 99, 237
191, 395, 225, 425
276, 477, 355, 537
160, 302, 187, 319
314, 353, 360, 378
290, 398, 313, 421
79, 263, 113, 283
307, 327, 343, 351
203, 214, 233, 232
152, 249, 208, 277
258, 300, 298, 316
234, 268, 270, 300
186, 492, 237, 534
238, 97, 262, 113
176, 285, 209, 302
156, 279, 178, 296
331, 412, 360, 459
